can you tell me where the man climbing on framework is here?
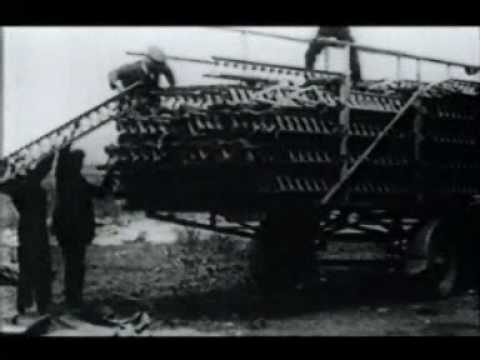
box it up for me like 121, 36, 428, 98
0, 155, 55, 316
108, 45, 176, 91
305, 26, 362, 84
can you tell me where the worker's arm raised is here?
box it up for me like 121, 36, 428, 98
108, 70, 124, 91
28, 153, 55, 183
162, 65, 176, 87
55, 145, 73, 185
0, 161, 17, 195
57, 145, 71, 169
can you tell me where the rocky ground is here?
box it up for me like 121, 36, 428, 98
1, 210, 480, 336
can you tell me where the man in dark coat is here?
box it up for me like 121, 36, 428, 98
305, 26, 362, 84
0, 154, 54, 315
52, 145, 111, 309
108, 45, 176, 90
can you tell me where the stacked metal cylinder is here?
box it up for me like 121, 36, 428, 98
419, 80, 480, 198
105, 78, 480, 212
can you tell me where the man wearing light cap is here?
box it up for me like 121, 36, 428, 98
109, 46, 176, 90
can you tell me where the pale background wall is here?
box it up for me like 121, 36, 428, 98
3, 26, 480, 164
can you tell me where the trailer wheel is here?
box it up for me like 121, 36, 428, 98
425, 232, 458, 298
409, 219, 459, 298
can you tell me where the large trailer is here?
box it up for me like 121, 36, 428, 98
2, 36, 480, 298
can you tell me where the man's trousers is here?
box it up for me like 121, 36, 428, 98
60, 240, 88, 307
16, 243, 52, 314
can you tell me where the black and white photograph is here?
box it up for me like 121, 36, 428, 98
1, 26, 480, 337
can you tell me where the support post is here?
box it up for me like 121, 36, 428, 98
416, 59, 422, 82
396, 56, 402, 80
0, 27, 3, 159
324, 47, 330, 72
413, 99, 425, 203
339, 44, 352, 201
446, 65, 452, 79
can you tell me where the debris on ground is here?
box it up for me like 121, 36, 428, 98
133, 231, 147, 244
47, 316, 119, 337
45, 310, 153, 337
93, 213, 181, 246
248, 318, 267, 330
1, 314, 52, 336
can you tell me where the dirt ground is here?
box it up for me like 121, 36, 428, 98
1, 212, 480, 336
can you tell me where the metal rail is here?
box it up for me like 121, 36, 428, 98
147, 212, 255, 239
203, 73, 279, 85
205, 27, 312, 43
126, 51, 216, 66
211, 56, 343, 78
126, 51, 343, 79
314, 37, 480, 73
208, 27, 480, 72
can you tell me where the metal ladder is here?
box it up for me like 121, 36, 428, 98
1, 82, 142, 181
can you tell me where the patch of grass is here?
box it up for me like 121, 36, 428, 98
176, 228, 202, 249
0, 195, 18, 229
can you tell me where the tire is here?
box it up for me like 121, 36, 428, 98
416, 220, 459, 299
424, 232, 459, 298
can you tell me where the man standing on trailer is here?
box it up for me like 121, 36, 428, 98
305, 26, 362, 84
0, 155, 55, 316
108, 45, 176, 90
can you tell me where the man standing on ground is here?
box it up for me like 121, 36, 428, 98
52, 145, 111, 310
305, 26, 362, 84
0, 154, 54, 316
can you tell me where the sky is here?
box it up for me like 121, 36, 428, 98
3, 26, 480, 164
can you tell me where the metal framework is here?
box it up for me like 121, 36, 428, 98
0, 82, 142, 181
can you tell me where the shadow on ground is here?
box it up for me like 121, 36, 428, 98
82, 269, 456, 323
